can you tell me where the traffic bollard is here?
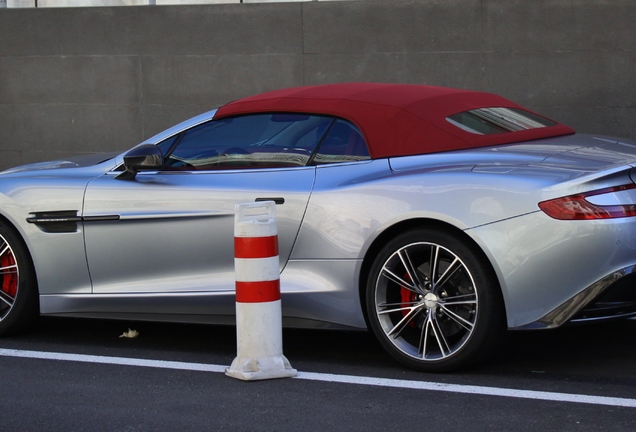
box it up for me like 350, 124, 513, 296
225, 201, 297, 381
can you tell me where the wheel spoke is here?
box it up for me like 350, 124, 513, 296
439, 292, 477, 307
0, 289, 14, 307
0, 262, 17, 274
430, 313, 451, 356
378, 301, 420, 315
386, 306, 424, 339
0, 242, 9, 259
381, 266, 418, 293
429, 245, 439, 287
439, 304, 475, 332
433, 257, 461, 290
440, 292, 476, 302
421, 312, 451, 359
419, 311, 429, 357
397, 248, 425, 293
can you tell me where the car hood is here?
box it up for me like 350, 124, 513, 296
0, 152, 121, 175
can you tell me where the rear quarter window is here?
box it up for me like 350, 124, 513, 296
447, 108, 557, 135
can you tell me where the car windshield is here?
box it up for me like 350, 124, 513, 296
157, 113, 370, 170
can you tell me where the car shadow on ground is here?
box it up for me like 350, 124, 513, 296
5, 316, 636, 382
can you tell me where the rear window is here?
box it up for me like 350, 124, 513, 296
446, 107, 557, 135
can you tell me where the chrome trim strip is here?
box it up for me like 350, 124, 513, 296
82, 215, 120, 222
515, 265, 636, 330
27, 214, 119, 223
28, 210, 227, 225
26, 210, 81, 224
26, 216, 82, 224
115, 211, 227, 221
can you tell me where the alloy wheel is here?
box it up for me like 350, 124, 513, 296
373, 241, 478, 362
0, 233, 19, 322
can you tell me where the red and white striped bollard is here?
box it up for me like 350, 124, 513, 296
225, 201, 297, 381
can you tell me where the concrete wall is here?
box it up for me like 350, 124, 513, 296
0, 0, 635, 170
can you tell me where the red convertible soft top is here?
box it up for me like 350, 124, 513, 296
214, 83, 575, 159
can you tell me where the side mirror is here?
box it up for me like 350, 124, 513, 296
116, 144, 164, 180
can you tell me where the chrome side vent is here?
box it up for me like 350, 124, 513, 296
26, 211, 82, 233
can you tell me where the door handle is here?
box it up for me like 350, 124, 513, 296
255, 197, 285, 205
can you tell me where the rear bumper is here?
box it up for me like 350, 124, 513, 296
468, 211, 636, 329
516, 265, 636, 329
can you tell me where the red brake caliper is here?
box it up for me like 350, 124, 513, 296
1, 251, 18, 298
400, 273, 417, 327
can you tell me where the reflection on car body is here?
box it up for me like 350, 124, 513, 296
2, 83, 636, 372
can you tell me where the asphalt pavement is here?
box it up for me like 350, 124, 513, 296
1, 316, 636, 431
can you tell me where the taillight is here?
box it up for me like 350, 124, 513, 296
538, 184, 636, 220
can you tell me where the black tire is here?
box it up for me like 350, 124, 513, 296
365, 227, 505, 372
0, 223, 38, 336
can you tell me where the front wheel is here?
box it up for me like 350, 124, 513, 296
366, 228, 505, 372
0, 223, 38, 336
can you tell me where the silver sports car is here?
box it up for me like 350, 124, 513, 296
2, 83, 636, 372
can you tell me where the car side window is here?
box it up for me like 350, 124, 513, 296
311, 119, 370, 165
161, 114, 334, 170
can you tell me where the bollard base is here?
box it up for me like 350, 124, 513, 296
225, 354, 297, 381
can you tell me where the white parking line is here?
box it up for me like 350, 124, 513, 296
1, 347, 635, 408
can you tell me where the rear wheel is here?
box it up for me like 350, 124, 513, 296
0, 223, 38, 336
366, 228, 505, 372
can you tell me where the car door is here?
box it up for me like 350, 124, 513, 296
82, 113, 332, 295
